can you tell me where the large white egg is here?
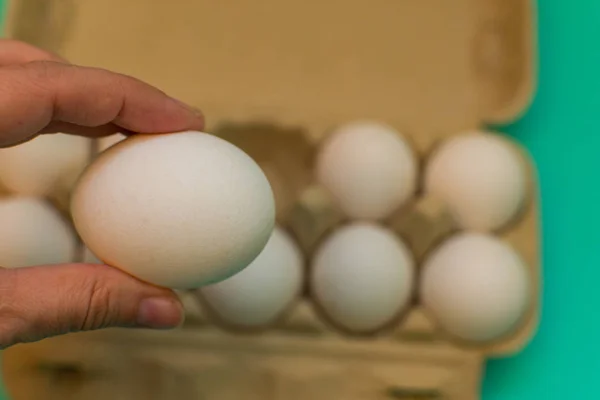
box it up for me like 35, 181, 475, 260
198, 226, 304, 328
311, 223, 415, 333
0, 133, 90, 196
420, 233, 530, 342
0, 197, 77, 267
71, 131, 275, 289
424, 132, 527, 231
316, 121, 417, 220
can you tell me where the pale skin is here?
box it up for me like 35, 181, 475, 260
0, 40, 205, 349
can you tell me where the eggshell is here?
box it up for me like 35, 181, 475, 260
0, 197, 77, 267
198, 226, 303, 328
70, 131, 275, 289
0, 133, 90, 196
311, 222, 415, 333
424, 132, 527, 231
316, 121, 417, 220
420, 232, 530, 342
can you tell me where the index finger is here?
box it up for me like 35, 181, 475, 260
0, 61, 204, 147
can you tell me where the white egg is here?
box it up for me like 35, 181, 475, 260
0, 133, 90, 196
420, 233, 530, 342
71, 131, 275, 289
98, 134, 127, 153
0, 197, 77, 267
425, 132, 527, 231
311, 223, 415, 333
198, 226, 303, 328
316, 121, 417, 220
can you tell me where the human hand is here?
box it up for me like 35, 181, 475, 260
0, 40, 204, 349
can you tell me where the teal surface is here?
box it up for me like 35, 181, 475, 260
483, 2, 600, 398
0, 1, 598, 399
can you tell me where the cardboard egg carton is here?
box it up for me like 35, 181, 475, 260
189, 121, 539, 348
2, 0, 539, 399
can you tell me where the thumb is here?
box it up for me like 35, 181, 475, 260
0, 263, 184, 349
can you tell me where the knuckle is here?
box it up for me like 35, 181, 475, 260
2, 60, 61, 98
24, 60, 62, 80
92, 76, 125, 124
89, 67, 129, 118
51, 65, 124, 126
21, 60, 73, 94
77, 269, 115, 331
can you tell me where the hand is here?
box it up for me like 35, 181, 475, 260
0, 40, 204, 349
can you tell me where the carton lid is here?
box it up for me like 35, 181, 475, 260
4, 0, 536, 148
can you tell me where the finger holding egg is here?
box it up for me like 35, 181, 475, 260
70, 131, 276, 289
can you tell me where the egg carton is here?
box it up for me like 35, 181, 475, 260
0, 127, 539, 400
182, 121, 538, 349
2, 0, 539, 399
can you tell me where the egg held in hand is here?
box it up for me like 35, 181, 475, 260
70, 131, 276, 289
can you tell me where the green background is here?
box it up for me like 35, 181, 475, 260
0, 1, 598, 399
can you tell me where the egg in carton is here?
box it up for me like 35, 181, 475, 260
0, 133, 95, 268
2, 0, 539, 399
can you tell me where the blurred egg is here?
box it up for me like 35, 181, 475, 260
311, 223, 415, 333
420, 232, 530, 342
425, 132, 527, 231
98, 134, 127, 153
0, 133, 90, 196
71, 131, 275, 289
0, 197, 77, 267
316, 121, 417, 220
198, 226, 303, 328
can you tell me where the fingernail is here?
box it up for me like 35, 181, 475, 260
136, 297, 184, 329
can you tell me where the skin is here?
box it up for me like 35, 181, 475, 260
0, 40, 205, 349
